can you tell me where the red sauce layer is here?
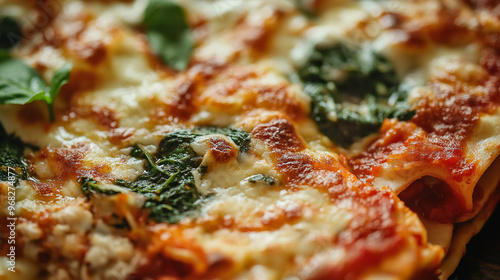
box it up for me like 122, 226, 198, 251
399, 177, 468, 222
349, 49, 500, 222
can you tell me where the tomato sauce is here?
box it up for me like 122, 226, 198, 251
349, 49, 500, 222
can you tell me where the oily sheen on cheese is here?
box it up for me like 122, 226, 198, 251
0, 0, 500, 280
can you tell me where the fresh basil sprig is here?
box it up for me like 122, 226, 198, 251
143, 0, 194, 71
0, 51, 72, 122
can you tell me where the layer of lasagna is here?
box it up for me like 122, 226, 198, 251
0, 0, 499, 279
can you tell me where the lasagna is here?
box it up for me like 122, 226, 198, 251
0, 0, 499, 279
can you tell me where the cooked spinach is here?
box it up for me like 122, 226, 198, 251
247, 174, 276, 186
298, 43, 415, 147
143, 0, 194, 71
80, 177, 120, 197
82, 127, 250, 224
0, 17, 23, 49
0, 122, 27, 186
0, 51, 72, 122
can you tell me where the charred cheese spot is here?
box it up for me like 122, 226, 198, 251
29, 180, 60, 198
67, 39, 108, 66
58, 70, 100, 107
168, 79, 198, 122
398, 10, 472, 49
152, 62, 228, 124
252, 118, 354, 190
277, 153, 347, 189
90, 107, 135, 144
249, 85, 307, 121
17, 103, 47, 126
46, 144, 88, 180
252, 118, 306, 155
208, 137, 238, 164
91, 107, 119, 130
27, 144, 112, 183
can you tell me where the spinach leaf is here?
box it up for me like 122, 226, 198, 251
298, 43, 415, 147
0, 51, 72, 122
144, 0, 194, 71
247, 174, 276, 186
0, 17, 23, 49
81, 127, 250, 224
0, 122, 27, 186
80, 177, 120, 197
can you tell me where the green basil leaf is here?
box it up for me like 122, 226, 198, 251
45, 63, 72, 121
0, 51, 72, 122
0, 52, 46, 105
49, 63, 72, 101
144, 0, 194, 71
0, 17, 23, 49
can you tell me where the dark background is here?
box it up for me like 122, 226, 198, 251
450, 205, 500, 280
